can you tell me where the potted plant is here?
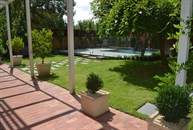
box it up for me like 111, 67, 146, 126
7, 36, 24, 66
80, 72, 110, 117
0, 39, 7, 64
32, 28, 53, 76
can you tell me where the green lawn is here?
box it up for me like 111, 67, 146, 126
18, 55, 170, 119
5, 54, 193, 128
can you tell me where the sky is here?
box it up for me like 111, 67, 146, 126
73, 0, 93, 24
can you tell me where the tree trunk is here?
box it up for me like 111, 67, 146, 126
158, 36, 168, 65
140, 33, 149, 56
42, 58, 44, 64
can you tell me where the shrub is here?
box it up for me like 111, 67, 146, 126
152, 50, 161, 57
156, 85, 192, 122
7, 36, 24, 55
131, 56, 135, 60
32, 28, 53, 64
154, 61, 178, 91
140, 56, 144, 61
154, 73, 175, 91
0, 39, 6, 56
124, 56, 128, 60
86, 72, 104, 94
135, 56, 139, 60
149, 56, 154, 61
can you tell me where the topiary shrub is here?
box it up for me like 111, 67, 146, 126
86, 72, 104, 94
156, 85, 192, 122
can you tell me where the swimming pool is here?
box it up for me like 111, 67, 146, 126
74, 48, 157, 57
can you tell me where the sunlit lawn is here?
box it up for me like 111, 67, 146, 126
30, 54, 193, 129
5, 54, 193, 128
2, 52, 193, 129
17, 54, 170, 119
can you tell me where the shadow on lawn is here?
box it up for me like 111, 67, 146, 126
109, 61, 170, 90
37, 73, 59, 81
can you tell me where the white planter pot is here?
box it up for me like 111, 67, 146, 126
80, 90, 110, 117
13, 55, 23, 66
36, 62, 51, 76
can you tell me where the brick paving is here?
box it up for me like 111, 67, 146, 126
0, 64, 167, 130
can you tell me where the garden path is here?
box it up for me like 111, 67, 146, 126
18, 57, 100, 75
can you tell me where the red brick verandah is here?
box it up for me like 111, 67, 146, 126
0, 64, 166, 130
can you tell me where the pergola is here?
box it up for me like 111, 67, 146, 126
0, 0, 34, 77
175, 0, 192, 86
0, 0, 75, 94
0, 0, 192, 94
0, 0, 14, 68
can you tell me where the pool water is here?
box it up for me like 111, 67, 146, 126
75, 48, 157, 57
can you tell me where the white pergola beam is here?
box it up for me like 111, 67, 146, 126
0, 0, 15, 8
0, 1, 8, 5
0, 0, 16, 68
5, 3, 14, 68
1, 0, 34, 75
25, 0, 34, 76
175, 0, 193, 86
67, 0, 75, 94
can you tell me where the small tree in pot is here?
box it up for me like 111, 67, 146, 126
32, 28, 53, 76
86, 72, 104, 94
11, 36, 25, 55
81, 72, 110, 117
7, 36, 24, 66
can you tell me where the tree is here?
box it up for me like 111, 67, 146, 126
18, 0, 69, 29
75, 19, 98, 32
32, 28, 53, 64
30, 0, 68, 29
75, 19, 99, 48
91, 0, 180, 64
6, 0, 70, 37
0, 11, 7, 46
9, 0, 26, 37
0, 0, 72, 49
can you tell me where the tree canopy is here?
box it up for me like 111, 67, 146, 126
91, 0, 180, 64
0, 0, 73, 46
0, 12, 7, 45
1, 0, 70, 35
30, 0, 68, 29
75, 19, 98, 31
91, 0, 180, 38
10, 0, 69, 30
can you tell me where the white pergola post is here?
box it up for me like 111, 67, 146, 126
67, 0, 75, 94
4, 2, 14, 68
175, 0, 193, 86
25, 0, 34, 76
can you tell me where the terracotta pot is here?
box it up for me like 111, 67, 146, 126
36, 62, 51, 76
80, 90, 110, 117
13, 55, 23, 66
